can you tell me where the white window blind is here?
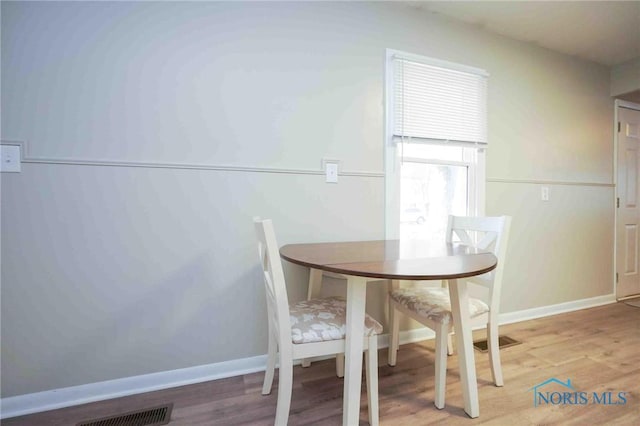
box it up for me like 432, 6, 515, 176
393, 55, 488, 145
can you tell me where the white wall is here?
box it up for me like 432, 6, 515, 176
1, 1, 613, 398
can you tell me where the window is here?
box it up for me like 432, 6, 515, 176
385, 50, 488, 241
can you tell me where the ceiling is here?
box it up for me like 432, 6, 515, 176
405, 1, 640, 67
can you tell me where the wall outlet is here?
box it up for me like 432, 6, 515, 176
1, 144, 22, 173
541, 186, 549, 201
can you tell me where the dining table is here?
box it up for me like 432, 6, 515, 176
280, 239, 497, 425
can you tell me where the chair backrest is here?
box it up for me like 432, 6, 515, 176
254, 217, 293, 353
446, 215, 512, 314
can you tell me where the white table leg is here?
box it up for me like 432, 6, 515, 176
343, 275, 367, 426
448, 278, 479, 418
302, 268, 324, 368
307, 268, 323, 300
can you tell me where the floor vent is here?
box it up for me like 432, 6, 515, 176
623, 297, 640, 308
76, 403, 173, 426
473, 335, 521, 352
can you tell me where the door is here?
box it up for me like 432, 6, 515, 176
616, 105, 640, 299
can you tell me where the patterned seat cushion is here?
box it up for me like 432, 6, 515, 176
390, 287, 489, 325
290, 296, 383, 344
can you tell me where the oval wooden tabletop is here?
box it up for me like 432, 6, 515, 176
280, 240, 497, 280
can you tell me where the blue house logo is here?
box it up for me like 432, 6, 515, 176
529, 377, 628, 407
528, 378, 575, 407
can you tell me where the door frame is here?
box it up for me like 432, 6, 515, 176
614, 99, 640, 300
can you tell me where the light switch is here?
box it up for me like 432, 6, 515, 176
1, 144, 21, 173
325, 162, 338, 183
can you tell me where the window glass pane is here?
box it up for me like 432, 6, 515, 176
400, 162, 468, 241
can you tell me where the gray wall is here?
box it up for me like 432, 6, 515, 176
1, 1, 614, 398
611, 57, 640, 97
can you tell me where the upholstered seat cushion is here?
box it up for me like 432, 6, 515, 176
290, 296, 383, 344
390, 287, 489, 325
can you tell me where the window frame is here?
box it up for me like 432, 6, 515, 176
384, 49, 487, 239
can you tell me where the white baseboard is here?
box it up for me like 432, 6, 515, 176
498, 293, 616, 325
0, 293, 616, 419
380, 294, 617, 348
0, 355, 268, 419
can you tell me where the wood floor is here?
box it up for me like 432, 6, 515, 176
4, 302, 639, 425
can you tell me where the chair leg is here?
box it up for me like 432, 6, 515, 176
336, 353, 345, 378
447, 332, 454, 355
274, 351, 293, 426
365, 335, 379, 426
262, 332, 277, 395
487, 321, 504, 386
388, 300, 400, 366
434, 323, 448, 409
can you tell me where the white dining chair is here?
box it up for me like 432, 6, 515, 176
387, 215, 511, 409
254, 217, 382, 425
